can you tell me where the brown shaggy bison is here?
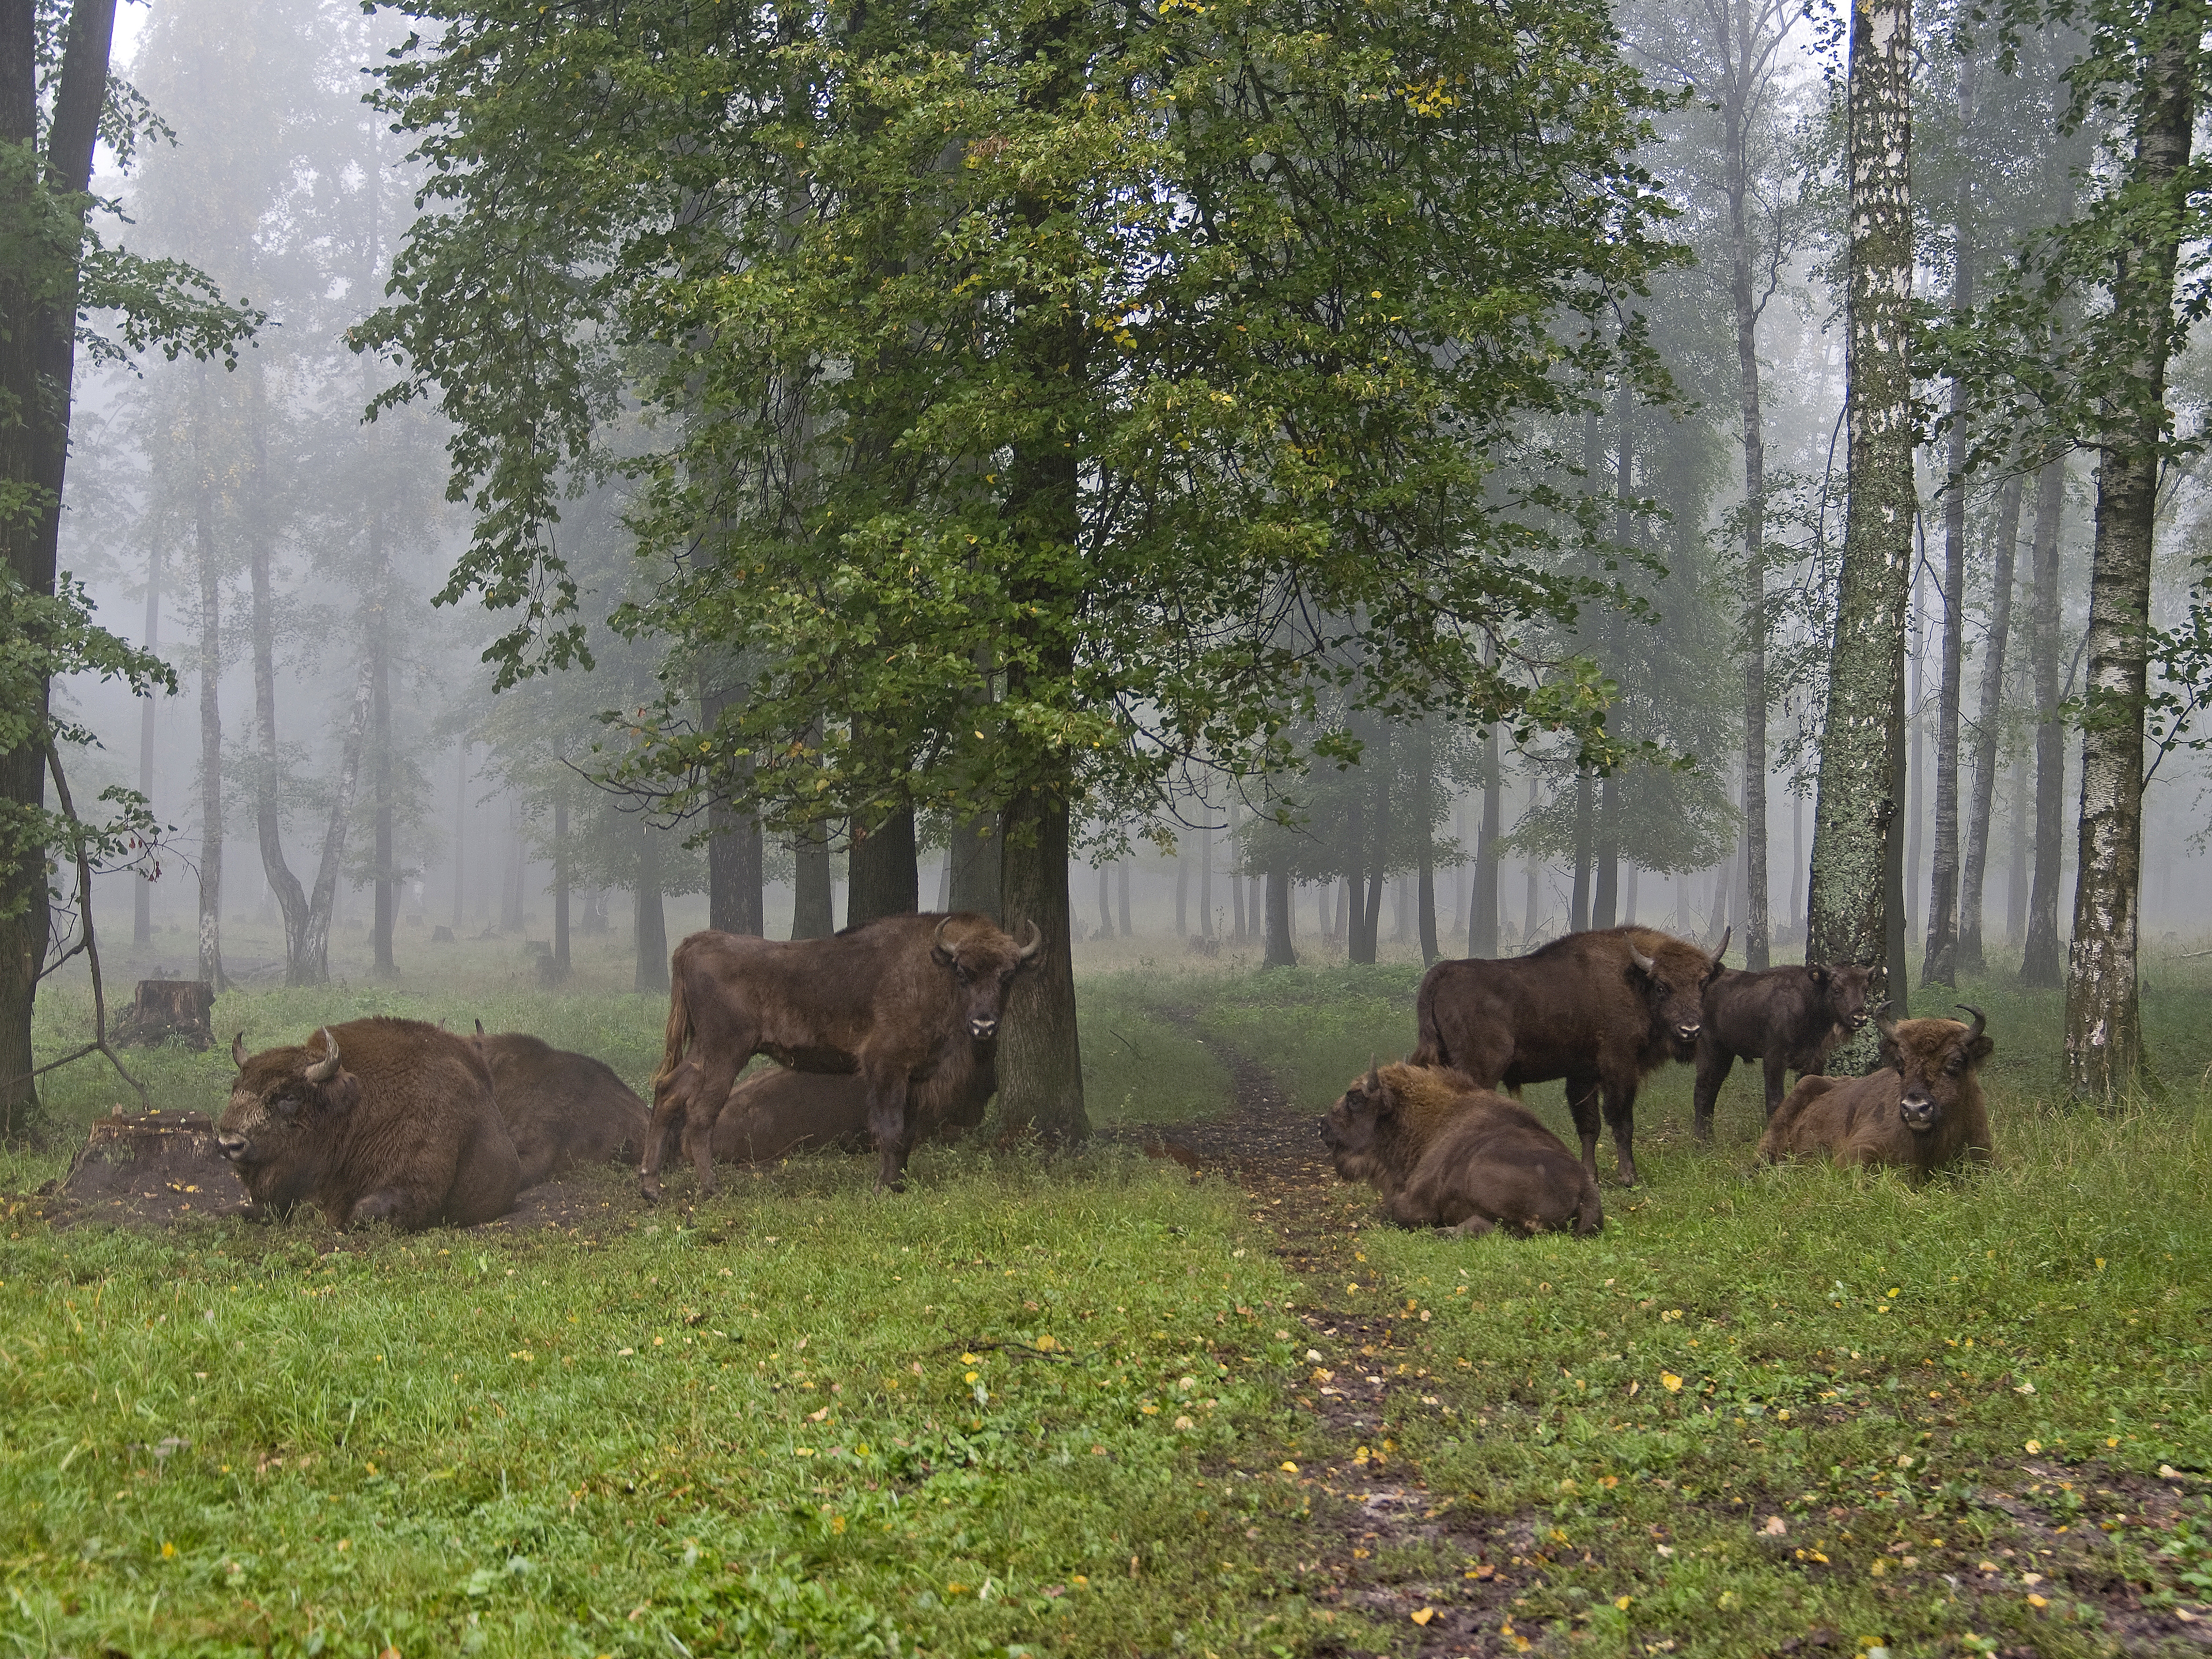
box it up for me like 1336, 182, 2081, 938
712, 1047, 996, 1164
472, 1026, 652, 1187
1693, 960, 1876, 1139
1321, 1062, 1603, 1237
218, 1018, 522, 1231
646, 911, 1040, 1198
1412, 925, 1728, 1186
1758, 1007, 1994, 1176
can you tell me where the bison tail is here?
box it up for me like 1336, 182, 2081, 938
1410, 995, 1445, 1069
652, 970, 693, 1098
1573, 1169, 1605, 1237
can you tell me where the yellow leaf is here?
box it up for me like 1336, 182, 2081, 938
1615, 1595, 1632, 1610
1411, 1608, 1435, 1625
1661, 1372, 1683, 1393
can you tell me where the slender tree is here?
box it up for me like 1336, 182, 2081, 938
2019, 459, 2069, 984
1957, 472, 2022, 972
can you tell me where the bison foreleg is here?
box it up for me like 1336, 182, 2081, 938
1601, 1078, 1640, 1187
1762, 1055, 1791, 1120
1692, 1044, 1733, 1142
1564, 1075, 1604, 1189
866, 1070, 915, 1194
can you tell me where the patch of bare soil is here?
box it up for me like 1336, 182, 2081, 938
15, 1108, 247, 1230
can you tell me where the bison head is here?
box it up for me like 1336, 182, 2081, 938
1808, 962, 1876, 1033
931, 915, 1044, 1040
1875, 1005, 1993, 1133
1629, 927, 1728, 1057
218, 1027, 362, 1212
1320, 1063, 1388, 1180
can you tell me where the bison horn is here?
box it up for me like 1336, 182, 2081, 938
1629, 942, 1656, 974
304, 1028, 343, 1084
1712, 925, 1731, 964
474, 1018, 486, 1036
1015, 919, 1043, 963
1872, 1002, 1899, 1040
1955, 1003, 1986, 1041
231, 1031, 248, 1069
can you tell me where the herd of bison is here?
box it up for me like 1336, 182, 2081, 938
196, 911, 1998, 1239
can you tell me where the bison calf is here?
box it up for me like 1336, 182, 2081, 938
1321, 1062, 1603, 1237
713, 1048, 995, 1164
1694, 960, 1874, 1139
1758, 1007, 1994, 1176
1413, 925, 1726, 1186
472, 1027, 652, 1187
218, 1017, 522, 1231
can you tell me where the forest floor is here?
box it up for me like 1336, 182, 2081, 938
2, 938, 2212, 1656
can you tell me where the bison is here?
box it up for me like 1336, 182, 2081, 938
712, 1047, 996, 1164
645, 910, 1040, 1198
217, 1017, 522, 1231
1412, 925, 1728, 1187
1321, 1062, 1603, 1237
1692, 959, 1876, 1140
1758, 1006, 1994, 1176
472, 1026, 653, 1187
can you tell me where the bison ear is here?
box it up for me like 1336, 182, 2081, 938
1808, 965, 1829, 988
232, 1031, 248, 1069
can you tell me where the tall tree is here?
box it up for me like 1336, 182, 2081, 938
1956, 471, 2021, 971
2019, 459, 2069, 984
1806, 0, 1914, 1054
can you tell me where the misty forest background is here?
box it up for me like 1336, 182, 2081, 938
13, 0, 2212, 1140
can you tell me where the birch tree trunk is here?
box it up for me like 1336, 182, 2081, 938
1958, 472, 2022, 973
1807, 0, 1913, 1064
2065, 0, 2199, 1097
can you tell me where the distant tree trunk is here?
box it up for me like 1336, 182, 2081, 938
1923, 128, 1975, 988
1570, 768, 1593, 931
2006, 750, 2030, 946
1728, 42, 1774, 972
1788, 788, 1804, 942
1592, 773, 1621, 929
1353, 730, 1388, 963
548, 783, 571, 983
1958, 472, 2022, 974
370, 519, 397, 980
1415, 728, 1438, 963
451, 740, 468, 930
1522, 855, 1541, 946
1808, 0, 1913, 1069
949, 812, 1001, 919
1117, 856, 1132, 936
2020, 458, 2069, 986
792, 827, 834, 939
1906, 560, 1925, 942
2066, 0, 2196, 1097
194, 457, 226, 992
1197, 814, 1212, 938
1095, 863, 1113, 938
634, 821, 667, 994
1469, 732, 1501, 957
847, 798, 919, 928
1707, 855, 1732, 946
501, 796, 524, 931
1263, 857, 1295, 966
1623, 862, 1639, 924
1886, 653, 1911, 1015
133, 543, 160, 949
1229, 798, 1247, 941
999, 783, 1086, 1136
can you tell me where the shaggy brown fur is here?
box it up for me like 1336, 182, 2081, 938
218, 1017, 521, 1231
1321, 1062, 1603, 1237
1412, 925, 1727, 1186
472, 1028, 652, 1187
1694, 961, 1876, 1137
711, 1047, 995, 1164
646, 911, 1040, 1198
1759, 1009, 1995, 1176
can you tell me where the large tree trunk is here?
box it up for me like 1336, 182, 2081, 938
369, 516, 396, 979
2066, 0, 2197, 1097
133, 543, 160, 949
847, 798, 918, 928
634, 820, 668, 994
1263, 856, 1295, 966
0, 0, 119, 1130
999, 785, 1086, 1136
949, 812, 1001, 920
1958, 472, 2022, 974
194, 456, 226, 992
2020, 458, 2069, 986
1807, 0, 1913, 1069
791, 823, 834, 938
708, 801, 766, 937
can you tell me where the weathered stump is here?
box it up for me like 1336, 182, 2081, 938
43, 1107, 242, 1225
116, 980, 215, 1049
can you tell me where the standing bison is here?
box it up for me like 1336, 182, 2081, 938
1323, 1062, 1603, 1237
712, 1047, 996, 1165
1693, 960, 1875, 1139
472, 1026, 653, 1187
1759, 1007, 1994, 1176
1412, 925, 1727, 1186
646, 911, 1040, 1198
218, 1017, 522, 1231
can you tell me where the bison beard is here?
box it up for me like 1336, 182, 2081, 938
1411, 925, 1725, 1186
1759, 1006, 1995, 1176
1693, 960, 1875, 1139
645, 911, 1040, 1197
217, 1017, 523, 1231
472, 1027, 653, 1187
1321, 1062, 1602, 1237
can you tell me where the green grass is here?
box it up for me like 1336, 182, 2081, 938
6, 939, 2212, 1655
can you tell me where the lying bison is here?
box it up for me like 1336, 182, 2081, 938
1693, 959, 1875, 1139
647, 910, 1040, 1198
472, 1025, 652, 1187
1322, 1062, 1603, 1237
1412, 925, 1727, 1186
218, 1017, 521, 1230
712, 1047, 996, 1164
1758, 1006, 1994, 1176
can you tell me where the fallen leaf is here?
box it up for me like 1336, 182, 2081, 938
1410, 1608, 1435, 1626
1661, 1373, 1683, 1393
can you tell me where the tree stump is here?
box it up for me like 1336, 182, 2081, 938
116, 980, 216, 1050
44, 1107, 241, 1224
